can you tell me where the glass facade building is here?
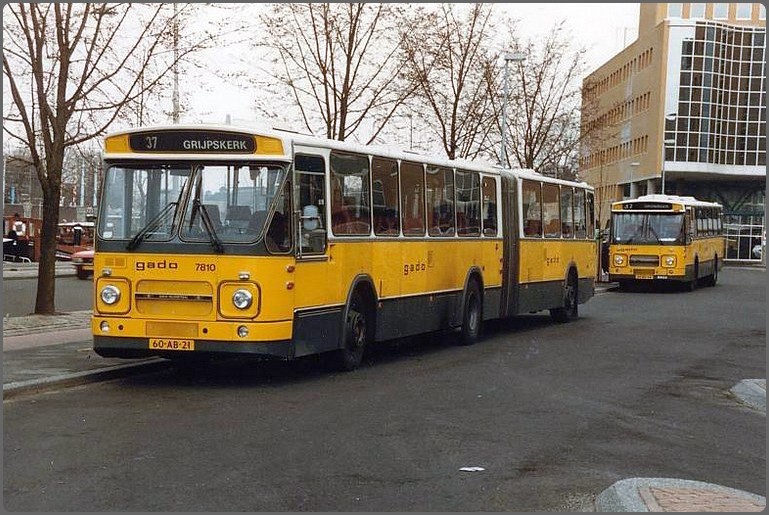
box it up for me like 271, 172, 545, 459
581, 3, 766, 262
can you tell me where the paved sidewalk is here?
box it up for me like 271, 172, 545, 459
3, 310, 91, 337
596, 477, 766, 512
3, 259, 77, 279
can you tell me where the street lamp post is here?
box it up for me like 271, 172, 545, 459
499, 51, 526, 167
629, 162, 640, 198
661, 138, 676, 194
662, 113, 677, 194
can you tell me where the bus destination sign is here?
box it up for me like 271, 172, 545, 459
623, 202, 672, 211
129, 131, 256, 153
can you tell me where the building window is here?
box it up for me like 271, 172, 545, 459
760, 4, 766, 20
735, 3, 752, 19
690, 3, 706, 18
667, 3, 683, 18
713, 3, 728, 19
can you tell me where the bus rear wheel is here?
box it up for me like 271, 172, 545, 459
330, 291, 370, 371
550, 271, 578, 323
458, 280, 482, 346
704, 256, 718, 287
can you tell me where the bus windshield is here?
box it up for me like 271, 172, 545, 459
180, 164, 287, 243
612, 212, 685, 244
99, 164, 190, 242
99, 163, 288, 246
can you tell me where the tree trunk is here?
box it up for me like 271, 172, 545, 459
34, 174, 62, 315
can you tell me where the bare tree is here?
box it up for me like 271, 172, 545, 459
256, 3, 414, 143
401, 4, 501, 161
2, 3, 213, 314
578, 80, 624, 227
502, 22, 586, 177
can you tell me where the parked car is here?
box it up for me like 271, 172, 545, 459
71, 248, 94, 279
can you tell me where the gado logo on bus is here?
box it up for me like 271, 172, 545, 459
135, 259, 179, 271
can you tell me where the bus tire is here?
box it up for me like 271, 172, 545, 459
687, 259, 699, 291
458, 279, 482, 346
550, 270, 578, 323
330, 291, 370, 371
705, 256, 718, 287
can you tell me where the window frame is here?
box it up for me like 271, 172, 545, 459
455, 169, 481, 237
329, 151, 371, 237
371, 156, 400, 237
400, 161, 426, 237
521, 179, 543, 238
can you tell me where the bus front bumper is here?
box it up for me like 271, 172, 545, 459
94, 335, 294, 360
609, 268, 692, 282
92, 317, 296, 359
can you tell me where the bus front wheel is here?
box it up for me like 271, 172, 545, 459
330, 291, 370, 371
551, 271, 578, 323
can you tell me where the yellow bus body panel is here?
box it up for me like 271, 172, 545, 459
93, 239, 504, 344
518, 239, 597, 284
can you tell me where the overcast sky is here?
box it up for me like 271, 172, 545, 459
186, 3, 642, 125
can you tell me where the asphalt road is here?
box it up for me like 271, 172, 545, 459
3, 267, 765, 511
2, 275, 93, 317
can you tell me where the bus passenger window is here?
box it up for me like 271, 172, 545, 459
426, 166, 455, 237
522, 180, 542, 238
574, 189, 586, 238
400, 162, 425, 236
456, 170, 480, 236
542, 183, 561, 238
482, 176, 497, 236
560, 187, 574, 238
586, 191, 595, 238
372, 157, 399, 236
330, 151, 370, 236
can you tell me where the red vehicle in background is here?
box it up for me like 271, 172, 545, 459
71, 248, 95, 279
55, 221, 94, 260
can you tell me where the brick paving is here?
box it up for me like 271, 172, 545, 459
640, 486, 766, 512
3, 310, 91, 337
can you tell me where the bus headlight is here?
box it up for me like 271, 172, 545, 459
232, 289, 253, 310
100, 285, 121, 305
613, 254, 627, 266
663, 255, 676, 267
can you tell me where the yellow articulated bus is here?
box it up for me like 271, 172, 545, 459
92, 125, 597, 370
608, 194, 725, 290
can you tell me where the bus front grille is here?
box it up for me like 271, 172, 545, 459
629, 255, 660, 267
135, 280, 214, 317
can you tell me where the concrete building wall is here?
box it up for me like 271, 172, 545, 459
580, 3, 766, 261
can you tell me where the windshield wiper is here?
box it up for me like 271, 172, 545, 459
127, 202, 177, 251
196, 200, 224, 253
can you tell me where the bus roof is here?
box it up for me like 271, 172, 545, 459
611, 194, 722, 210
103, 124, 592, 190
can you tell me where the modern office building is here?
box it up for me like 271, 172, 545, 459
580, 3, 765, 261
